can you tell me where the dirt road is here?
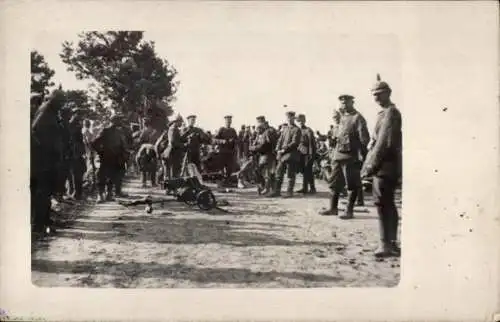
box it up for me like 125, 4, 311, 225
31, 176, 401, 288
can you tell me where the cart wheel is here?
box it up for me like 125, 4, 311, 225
178, 188, 198, 206
196, 190, 217, 210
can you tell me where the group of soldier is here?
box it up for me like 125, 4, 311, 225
31, 75, 402, 258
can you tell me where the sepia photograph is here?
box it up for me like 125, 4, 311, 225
30, 29, 402, 288
1, 1, 498, 321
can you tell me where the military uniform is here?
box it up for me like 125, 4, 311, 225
55, 108, 72, 200
91, 116, 128, 201
162, 118, 184, 179
249, 117, 278, 194
269, 111, 301, 198
297, 114, 317, 194
31, 90, 66, 233
321, 95, 370, 219
181, 115, 211, 172
213, 116, 238, 183
362, 77, 402, 257
67, 112, 87, 200
136, 143, 158, 187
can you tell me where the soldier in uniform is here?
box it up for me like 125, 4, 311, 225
31, 89, 66, 234
268, 111, 301, 198
91, 114, 128, 202
213, 115, 238, 186
54, 106, 72, 201
162, 115, 184, 179
361, 76, 402, 258
181, 115, 211, 173
320, 94, 370, 219
250, 116, 279, 195
136, 143, 158, 187
67, 108, 87, 200
296, 114, 317, 194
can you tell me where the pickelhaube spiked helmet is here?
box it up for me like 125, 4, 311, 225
371, 73, 391, 94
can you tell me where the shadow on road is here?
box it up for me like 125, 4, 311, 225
53, 214, 341, 248
31, 258, 343, 287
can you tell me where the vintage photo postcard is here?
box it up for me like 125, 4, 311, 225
1, 1, 499, 321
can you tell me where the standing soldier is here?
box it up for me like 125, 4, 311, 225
82, 119, 97, 194
238, 125, 246, 161
91, 114, 128, 202
67, 108, 87, 200
296, 114, 317, 194
213, 115, 238, 186
31, 89, 66, 234
268, 111, 301, 198
320, 94, 370, 219
136, 143, 158, 188
362, 75, 402, 258
181, 115, 211, 173
55, 106, 72, 201
250, 116, 278, 195
162, 115, 184, 179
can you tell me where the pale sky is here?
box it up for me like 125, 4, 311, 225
34, 29, 401, 134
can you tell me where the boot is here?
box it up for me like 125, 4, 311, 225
340, 190, 357, 219
284, 177, 296, 198
319, 192, 340, 216
389, 241, 401, 257
97, 193, 106, 203
308, 181, 317, 194
267, 178, 282, 198
356, 187, 364, 206
260, 180, 269, 195
374, 240, 392, 258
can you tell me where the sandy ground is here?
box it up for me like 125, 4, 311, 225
31, 175, 401, 288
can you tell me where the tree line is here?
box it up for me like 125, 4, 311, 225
31, 31, 179, 131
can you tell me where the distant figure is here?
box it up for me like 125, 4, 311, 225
135, 143, 158, 188
296, 114, 317, 194
268, 111, 301, 198
181, 114, 211, 173
91, 115, 128, 202
213, 115, 238, 186
162, 115, 184, 180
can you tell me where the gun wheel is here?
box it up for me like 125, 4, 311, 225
178, 188, 198, 206
196, 190, 217, 211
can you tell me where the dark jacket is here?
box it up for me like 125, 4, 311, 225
91, 125, 128, 165
298, 125, 317, 157
332, 110, 370, 162
276, 123, 301, 162
213, 126, 238, 154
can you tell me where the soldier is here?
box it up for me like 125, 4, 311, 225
82, 119, 97, 194
296, 114, 317, 194
213, 115, 238, 186
320, 94, 370, 219
54, 106, 72, 201
268, 111, 301, 198
181, 115, 211, 173
91, 114, 128, 202
67, 108, 87, 200
136, 143, 158, 187
238, 125, 247, 161
162, 115, 184, 179
31, 89, 66, 234
250, 116, 278, 195
361, 75, 402, 258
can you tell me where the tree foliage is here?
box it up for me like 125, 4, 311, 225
31, 50, 55, 97
60, 31, 179, 130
